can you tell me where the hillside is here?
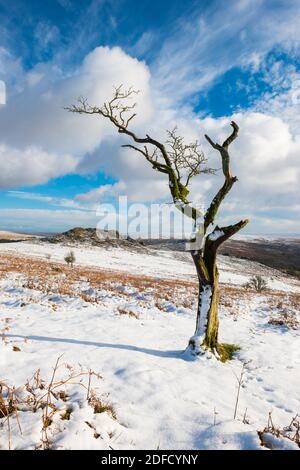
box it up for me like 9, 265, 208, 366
0, 230, 39, 242
39, 228, 300, 279
44, 227, 145, 251
144, 236, 300, 279
220, 238, 300, 279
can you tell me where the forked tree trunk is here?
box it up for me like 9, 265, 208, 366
187, 246, 219, 356
187, 272, 219, 356
185, 221, 248, 359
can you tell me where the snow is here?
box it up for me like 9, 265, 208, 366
234, 234, 300, 242
259, 433, 299, 450
0, 240, 300, 450
208, 229, 224, 241
0, 240, 299, 293
191, 285, 212, 347
174, 200, 203, 220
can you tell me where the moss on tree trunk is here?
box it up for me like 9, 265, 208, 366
202, 239, 219, 350
203, 278, 219, 350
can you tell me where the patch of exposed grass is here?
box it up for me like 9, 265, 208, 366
93, 401, 116, 418
217, 343, 241, 362
268, 310, 299, 330
117, 307, 139, 319
60, 407, 72, 421
88, 390, 116, 419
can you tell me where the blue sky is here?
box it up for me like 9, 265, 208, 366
0, 0, 300, 234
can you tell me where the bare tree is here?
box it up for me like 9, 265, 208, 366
66, 86, 248, 360
64, 250, 76, 268
245, 275, 267, 292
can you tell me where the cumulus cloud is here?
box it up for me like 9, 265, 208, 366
0, 80, 5, 104
187, 112, 300, 230
0, 144, 77, 188
200, 112, 300, 194
0, 46, 153, 187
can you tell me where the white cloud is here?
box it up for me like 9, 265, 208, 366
57, 0, 73, 10
254, 68, 300, 134
8, 191, 85, 210
34, 22, 60, 54
0, 46, 153, 187
0, 144, 77, 188
0, 80, 5, 104
75, 182, 125, 205
190, 112, 300, 213
0, 47, 150, 156
151, 0, 300, 105
0, 208, 99, 233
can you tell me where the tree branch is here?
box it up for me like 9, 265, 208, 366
203, 135, 221, 150
167, 128, 214, 187
66, 90, 177, 175
203, 121, 239, 232
122, 144, 169, 174
222, 121, 239, 148
67, 87, 204, 208
209, 219, 249, 249
67, 86, 214, 219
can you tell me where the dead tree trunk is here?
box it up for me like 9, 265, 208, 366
187, 220, 247, 358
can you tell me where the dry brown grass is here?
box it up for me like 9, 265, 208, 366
0, 252, 198, 308
268, 311, 299, 329
0, 231, 37, 241
264, 291, 300, 311
1, 252, 299, 315
88, 390, 116, 419
258, 412, 300, 449
117, 307, 139, 319
0, 358, 104, 450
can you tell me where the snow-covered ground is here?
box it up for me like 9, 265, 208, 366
0, 240, 299, 292
0, 241, 299, 450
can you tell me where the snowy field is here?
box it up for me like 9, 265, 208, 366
0, 240, 299, 292
0, 241, 299, 450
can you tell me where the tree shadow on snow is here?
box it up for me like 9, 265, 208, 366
6, 334, 192, 360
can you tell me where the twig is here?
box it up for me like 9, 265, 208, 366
233, 361, 250, 420
87, 368, 92, 401
242, 407, 248, 424
42, 355, 63, 449
213, 407, 218, 426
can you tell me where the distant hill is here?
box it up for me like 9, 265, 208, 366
43, 227, 146, 250
41, 227, 300, 279
0, 230, 39, 243
220, 237, 300, 279
143, 236, 300, 279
